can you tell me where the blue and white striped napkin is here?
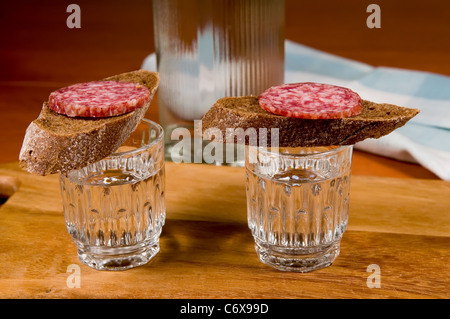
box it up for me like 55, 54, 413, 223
283, 40, 450, 180
142, 40, 450, 180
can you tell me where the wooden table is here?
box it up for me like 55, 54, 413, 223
0, 0, 449, 299
0, 161, 449, 299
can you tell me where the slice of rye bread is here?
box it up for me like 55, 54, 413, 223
201, 96, 420, 147
19, 70, 159, 175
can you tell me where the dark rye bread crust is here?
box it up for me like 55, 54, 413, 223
201, 97, 420, 147
19, 70, 159, 175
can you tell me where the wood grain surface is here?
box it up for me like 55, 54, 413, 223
0, 161, 448, 299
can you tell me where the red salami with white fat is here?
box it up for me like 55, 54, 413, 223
48, 81, 151, 118
259, 82, 362, 119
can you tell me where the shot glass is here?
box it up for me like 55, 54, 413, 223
60, 119, 165, 271
245, 145, 353, 272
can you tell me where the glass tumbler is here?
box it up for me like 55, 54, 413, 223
60, 119, 165, 271
245, 145, 353, 272
152, 0, 285, 163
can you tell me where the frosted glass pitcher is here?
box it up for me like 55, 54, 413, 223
153, 0, 285, 164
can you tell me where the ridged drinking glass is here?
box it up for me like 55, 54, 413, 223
152, 0, 285, 163
245, 145, 353, 272
60, 119, 165, 271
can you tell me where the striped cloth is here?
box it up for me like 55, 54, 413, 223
284, 40, 450, 180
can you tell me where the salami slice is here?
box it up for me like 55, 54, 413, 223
259, 82, 362, 119
48, 81, 151, 118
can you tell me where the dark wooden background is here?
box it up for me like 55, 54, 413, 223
1, 0, 449, 178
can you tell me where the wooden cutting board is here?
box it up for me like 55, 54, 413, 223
0, 161, 448, 299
